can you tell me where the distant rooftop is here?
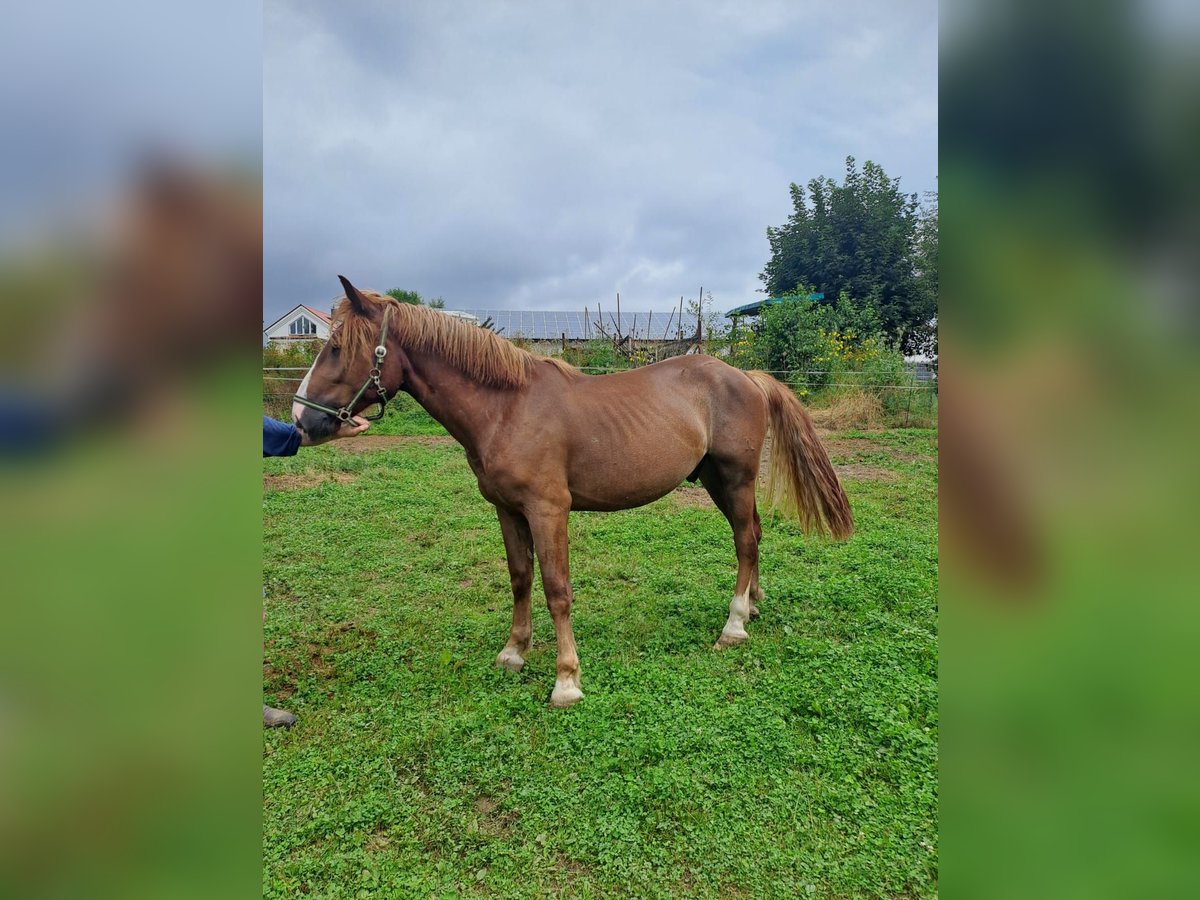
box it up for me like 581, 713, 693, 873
449, 308, 692, 341
300, 304, 332, 325
724, 293, 824, 318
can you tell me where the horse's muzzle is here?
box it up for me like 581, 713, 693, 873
294, 405, 340, 442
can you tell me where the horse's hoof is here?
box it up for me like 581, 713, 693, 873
749, 605, 761, 620
263, 705, 296, 728
714, 629, 749, 650
494, 648, 526, 673
549, 683, 584, 709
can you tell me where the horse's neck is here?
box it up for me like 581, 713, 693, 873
402, 349, 513, 455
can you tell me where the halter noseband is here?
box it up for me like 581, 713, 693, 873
293, 306, 392, 424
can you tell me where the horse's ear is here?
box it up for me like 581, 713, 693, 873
337, 275, 369, 314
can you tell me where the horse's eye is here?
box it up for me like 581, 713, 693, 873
330, 346, 340, 357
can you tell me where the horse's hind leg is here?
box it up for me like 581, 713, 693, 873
699, 462, 760, 648
494, 506, 534, 673
749, 506, 764, 619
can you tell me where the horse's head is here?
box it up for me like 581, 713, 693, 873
292, 276, 397, 443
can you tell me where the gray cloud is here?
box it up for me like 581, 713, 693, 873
0, 1, 260, 244
264, 0, 936, 321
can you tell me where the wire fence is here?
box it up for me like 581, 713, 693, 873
263, 363, 938, 426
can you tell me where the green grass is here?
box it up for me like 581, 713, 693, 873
365, 394, 449, 436
262, 392, 449, 436
263, 428, 938, 898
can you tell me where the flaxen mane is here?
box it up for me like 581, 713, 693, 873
330, 290, 576, 388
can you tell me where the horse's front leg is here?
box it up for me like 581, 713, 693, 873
527, 504, 583, 708
494, 506, 534, 673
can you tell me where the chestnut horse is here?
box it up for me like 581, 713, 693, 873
294, 277, 853, 708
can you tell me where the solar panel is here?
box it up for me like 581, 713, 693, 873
449, 308, 689, 341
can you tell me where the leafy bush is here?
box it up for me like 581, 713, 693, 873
263, 340, 323, 419
754, 291, 882, 389
737, 289, 933, 422
263, 339, 322, 369
564, 339, 630, 371
724, 327, 759, 369
825, 334, 912, 415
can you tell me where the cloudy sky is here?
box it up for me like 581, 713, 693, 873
0, 1, 260, 245
264, 1, 936, 323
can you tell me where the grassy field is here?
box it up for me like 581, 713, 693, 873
263, 424, 938, 898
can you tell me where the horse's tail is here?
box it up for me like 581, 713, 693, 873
744, 371, 854, 540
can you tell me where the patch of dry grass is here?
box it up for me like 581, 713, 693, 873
809, 389, 886, 431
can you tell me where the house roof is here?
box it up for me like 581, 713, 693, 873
300, 305, 332, 325
263, 303, 333, 334
724, 293, 824, 318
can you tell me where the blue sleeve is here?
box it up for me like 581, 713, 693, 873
0, 394, 63, 455
263, 416, 302, 457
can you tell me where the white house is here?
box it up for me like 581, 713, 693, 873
263, 305, 333, 344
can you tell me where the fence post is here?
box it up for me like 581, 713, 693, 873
903, 369, 916, 427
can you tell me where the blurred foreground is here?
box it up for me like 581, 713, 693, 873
3, 0, 1200, 895
942, 0, 1200, 895
0, 2, 262, 898
0, 168, 264, 897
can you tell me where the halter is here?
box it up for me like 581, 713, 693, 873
293, 306, 392, 424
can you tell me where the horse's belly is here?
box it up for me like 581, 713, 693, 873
569, 481, 684, 512
567, 436, 704, 511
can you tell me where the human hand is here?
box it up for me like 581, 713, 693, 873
335, 415, 370, 438
297, 414, 370, 446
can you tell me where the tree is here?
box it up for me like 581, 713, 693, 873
911, 190, 938, 364
761, 157, 929, 351
387, 288, 448, 310
386, 288, 423, 305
